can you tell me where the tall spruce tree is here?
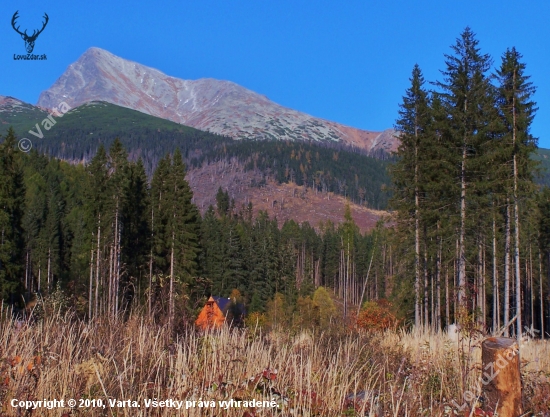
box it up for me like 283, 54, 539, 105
434, 27, 494, 311
166, 149, 200, 323
390, 64, 431, 327
496, 47, 538, 340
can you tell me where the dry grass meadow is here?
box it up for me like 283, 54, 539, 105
1, 310, 549, 416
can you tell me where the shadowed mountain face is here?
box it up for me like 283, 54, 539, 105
37, 47, 398, 153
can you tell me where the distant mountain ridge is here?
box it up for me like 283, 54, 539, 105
37, 47, 397, 154
0, 95, 49, 133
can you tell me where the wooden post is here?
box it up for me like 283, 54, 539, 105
481, 337, 522, 416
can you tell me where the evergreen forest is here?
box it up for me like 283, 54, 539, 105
390, 28, 549, 340
0, 127, 382, 326
0, 28, 549, 339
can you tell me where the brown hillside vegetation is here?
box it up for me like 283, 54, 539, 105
187, 160, 385, 232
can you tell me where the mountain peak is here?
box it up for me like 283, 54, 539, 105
84, 46, 113, 55
37, 48, 398, 153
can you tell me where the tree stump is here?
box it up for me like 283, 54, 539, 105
481, 337, 522, 417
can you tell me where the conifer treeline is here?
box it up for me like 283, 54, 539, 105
390, 28, 549, 339
0, 128, 389, 322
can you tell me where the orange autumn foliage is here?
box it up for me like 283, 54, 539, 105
356, 299, 398, 332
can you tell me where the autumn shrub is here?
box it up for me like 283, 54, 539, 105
244, 311, 267, 330
356, 299, 399, 332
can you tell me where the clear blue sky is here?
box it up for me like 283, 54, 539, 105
2, 0, 549, 148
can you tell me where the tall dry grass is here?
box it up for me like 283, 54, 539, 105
0, 310, 548, 416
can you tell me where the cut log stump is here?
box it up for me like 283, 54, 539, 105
481, 337, 522, 417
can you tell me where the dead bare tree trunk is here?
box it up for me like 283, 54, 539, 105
169, 231, 175, 327
436, 230, 441, 330
458, 142, 467, 310
89, 244, 94, 319
493, 211, 499, 332
25, 250, 29, 296
504, 203, 511, 337
357, 233, 377, 317
424, 245, 428, 328
414, 120, 421, 328
95, 214, 101, 319
47, 247, 51, 292
528, 243, 534, 333
540, 250, 545, 340
477, 238, 483, 323
149, 208, 154, 319
115, 208, 121, 316
445, 268, 450, 327
483, 241, 487, 328
108, 243, 114, 317
513, 185, 522, 341
511, 73, 523, 342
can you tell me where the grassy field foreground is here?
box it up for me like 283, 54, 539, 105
0, 312, 549, 416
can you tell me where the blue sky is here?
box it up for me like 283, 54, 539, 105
2, 0, 549, 148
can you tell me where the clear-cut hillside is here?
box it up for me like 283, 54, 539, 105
37, 47, 398, 153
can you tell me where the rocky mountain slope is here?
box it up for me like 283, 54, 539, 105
0, 95, 48, 133
37, 47, 398, 154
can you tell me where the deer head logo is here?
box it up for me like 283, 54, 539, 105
11, 11, 49, 54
